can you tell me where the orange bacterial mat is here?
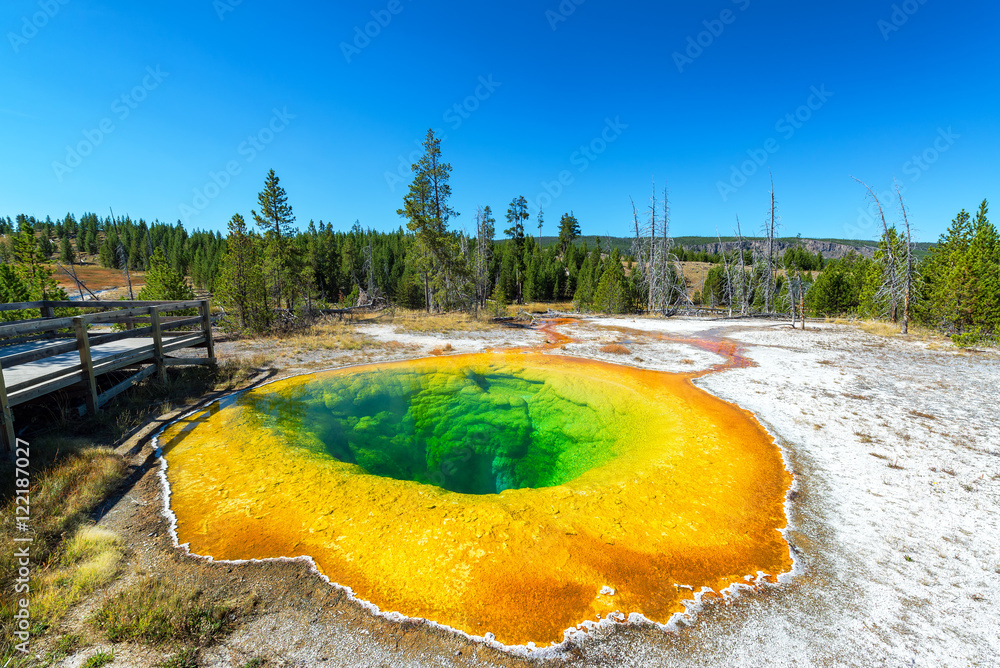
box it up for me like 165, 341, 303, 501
158, 347, 792, 647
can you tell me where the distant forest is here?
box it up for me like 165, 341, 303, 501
1, 130, 997, 344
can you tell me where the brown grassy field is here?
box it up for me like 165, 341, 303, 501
48, 262, 145, 295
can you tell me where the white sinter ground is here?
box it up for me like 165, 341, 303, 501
567, 317, 999, 668
126, 316, 997, 668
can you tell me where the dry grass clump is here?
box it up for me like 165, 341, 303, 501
0, 449, 126, 653
212, 353, 272, 390
505, 302, 573, 316
849, 319, 950, 343
31, 526, 125, 625
859, 320, 903, 337
599, 343, 632, 355
269, 320, 374, 352
92, 576, 239, 647
387, 309, 489, 333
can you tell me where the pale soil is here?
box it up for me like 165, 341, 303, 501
48, 316, 1000, 667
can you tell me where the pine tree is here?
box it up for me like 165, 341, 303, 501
922, 208, 974, 332
504, 196, 529, 303
59, 235, 75, 264
216, 213, 272, 332
252, 169, 297, 310
397, 129, 461, 311
967, 200, 999, 337
138, 247, 195, 302
807, 253, 867, 316
473, 205, 495, 309
11, 219, 66, 304
558, 212, 581, 255
593, 248, 633, 313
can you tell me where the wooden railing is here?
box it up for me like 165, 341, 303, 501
0, 300, 216, 452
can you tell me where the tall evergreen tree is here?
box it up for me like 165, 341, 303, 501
217, 213, 272, 332
11, 219, 66, 304
252, 169, 297, 310
504, 196, 529, 303
593, 247, 633, 313
473, 205, 495, 309
397, 129, 462, 311
59, 235, 75, 264
138, 247, 195, 302
558, 212, 581, 255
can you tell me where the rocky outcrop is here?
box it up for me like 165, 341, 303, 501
685, 239, 875, 259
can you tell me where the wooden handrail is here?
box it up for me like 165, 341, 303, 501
0, 301, 209, 339
0, 299, 216, 451
0, 299, 206, 313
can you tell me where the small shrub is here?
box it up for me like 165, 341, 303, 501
161, 648, 200, 668
82, 650, 114, 668
93, 577, 235, 646
952, 327, 998, 348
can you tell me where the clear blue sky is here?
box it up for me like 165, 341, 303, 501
2, 0, 998, 242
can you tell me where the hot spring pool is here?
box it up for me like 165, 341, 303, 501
158, 352, 792, 647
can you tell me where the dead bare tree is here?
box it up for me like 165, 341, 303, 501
895, 179, 918, 335
716, 229, 735, 316
764, 173, 778, 314
799, 271, 807, 330
781, 253, 797, 328
853, 177, 900, 322
631, 182, 688, 315
733, 216, 751, 316
363, 232, 375, 298
58, 263, 98, 300
473, 206, 494, 310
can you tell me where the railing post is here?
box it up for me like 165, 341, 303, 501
150, 306, 167, 382
73, 316, 99, 415
41, 302, 56, 339
199, 300, 216, 363
0, 360, 15, 454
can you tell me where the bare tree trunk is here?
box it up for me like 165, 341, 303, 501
717, 230, 734, 317
799, 275, 807, 330
649, 182, 656, 312
895, 180, 914, 335
735, 216, 750, 316
766, 174, 776, 314
423, 271, 430, 313
853, 177, 899, 323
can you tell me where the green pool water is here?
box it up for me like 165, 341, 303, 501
241, 363, 622, 495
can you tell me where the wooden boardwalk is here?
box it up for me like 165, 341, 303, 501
0, 300, 215, 452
